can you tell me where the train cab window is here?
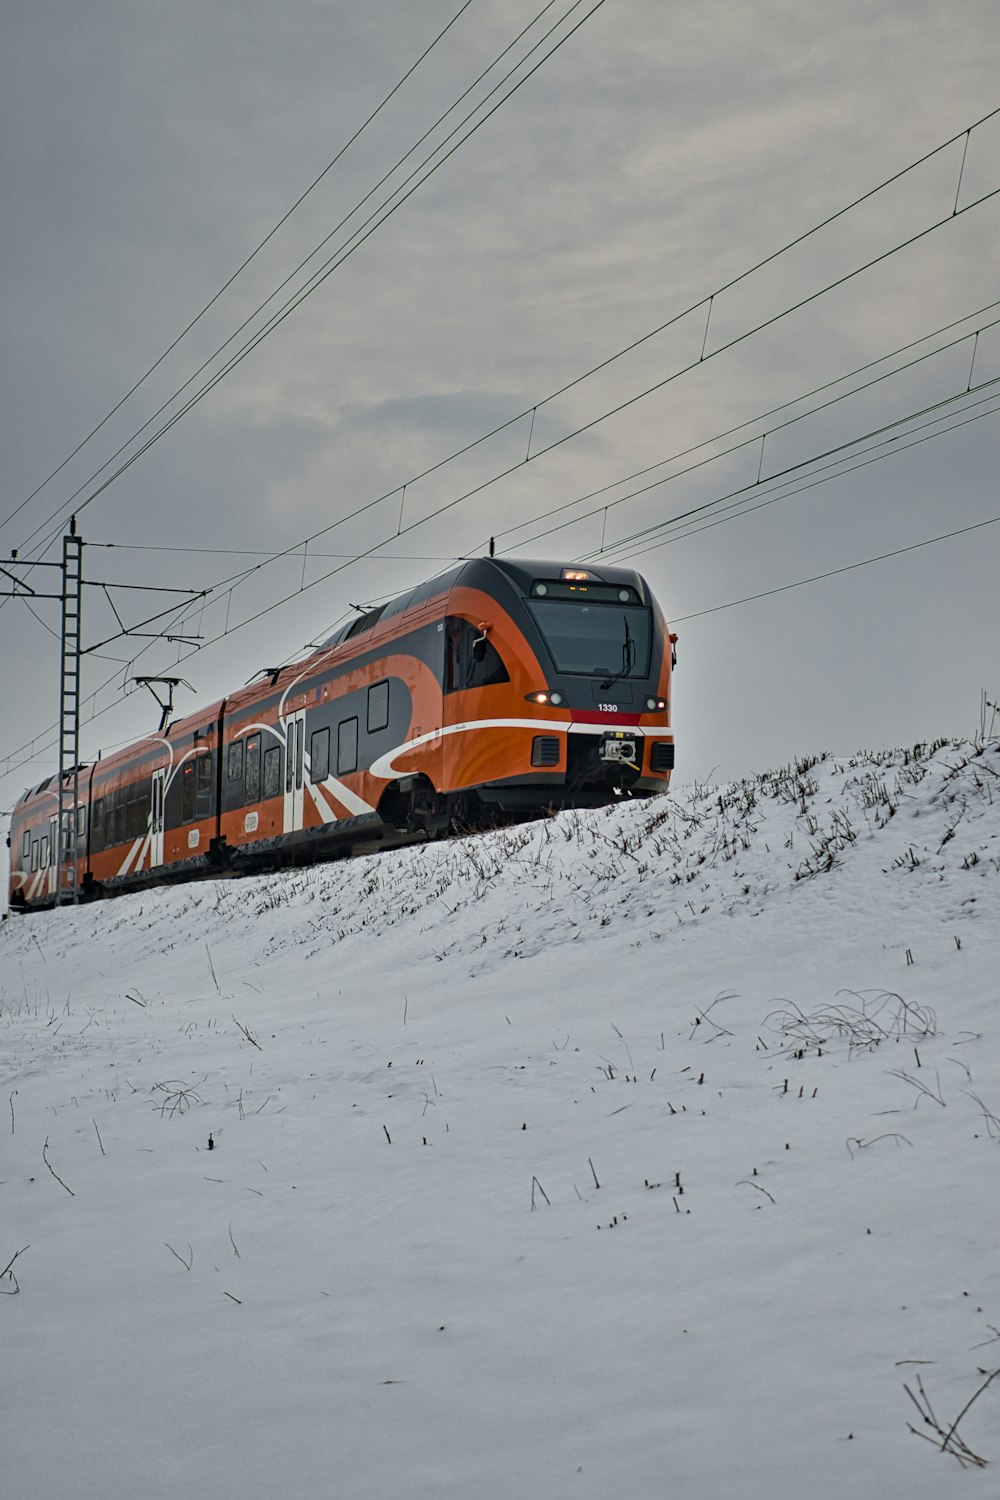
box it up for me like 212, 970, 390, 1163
31, 840, 39, 871
22, 829, 30, 861
444, 617, 509, 693
228, 741, 244, 781
367, 681, 389, 733
263, 747, 281, 799
310, 728, 330, 783
246, 735, 262, 802
337, 718, 358, 776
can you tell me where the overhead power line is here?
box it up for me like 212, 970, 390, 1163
10, 0, 607, 560
2, 290, 997, 788
1, 383, 996, 794
587, 378, 1000, 564
0, 1, 475, 538
3, 106, 999, 787
39, 104, 999, 624
94, 372, 1000, 682
8, 96, 998, 571
497, 305, 1000, 556
669, 511, 1000, 625
88, 301, 1000, 567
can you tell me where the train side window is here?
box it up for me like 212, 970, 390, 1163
182, 763, 196, 822
22, 829, 30, 860
31, 839, 39, 871
92, 799, 104, 853
368, 681, 389, 733
181, 757, 212, 823
126, 800, 139, 840
337, 718, 358, 775
138, 792, 150, 832
105, 803, 115, 848
286, 722, 296, 793
228, 741, 244, 781
444, 617, 509, 693
76, 805, 86, 848
195, 754, 213, 819
263, 746, 281, 799
115, 803, 127, 845
310, 728, 330, 783
40, 834, 50, 868
246, 735, 261, 802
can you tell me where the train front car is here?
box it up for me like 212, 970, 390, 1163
434, 557, 674, 815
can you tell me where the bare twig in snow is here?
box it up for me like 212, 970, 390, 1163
42, 1137, 74, 1195
232, 1016, 261, 1049
904, 1369, 998, 1468
0, 1246, 29, 1294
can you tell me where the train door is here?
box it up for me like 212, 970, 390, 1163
150, 768, 166, 867
47, 816, 58, 900
283, 711, 306, 833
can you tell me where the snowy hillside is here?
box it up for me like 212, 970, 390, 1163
2, 738, 999, 1499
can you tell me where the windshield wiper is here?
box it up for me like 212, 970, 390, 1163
600, 617, 635, 691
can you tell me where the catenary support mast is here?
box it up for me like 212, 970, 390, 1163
57, 520, 82, 904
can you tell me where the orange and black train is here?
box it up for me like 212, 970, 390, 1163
7, 557, 676, 911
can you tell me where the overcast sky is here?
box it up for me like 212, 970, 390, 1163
2, 0, 998, 851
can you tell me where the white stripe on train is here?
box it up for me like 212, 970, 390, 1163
368, 718, 673, 781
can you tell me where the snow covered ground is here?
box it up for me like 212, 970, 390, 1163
2, 738, 999, 1499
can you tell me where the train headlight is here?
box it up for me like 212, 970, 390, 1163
526, 690, 565, 706
645, 696, 667, 712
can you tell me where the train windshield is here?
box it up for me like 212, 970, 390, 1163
528, 598, 652, 678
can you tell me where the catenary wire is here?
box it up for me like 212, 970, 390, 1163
4, 108, 1000, 782
10, 94, 998, 569
0, 2, 476, 543
668, 511, 1000, 625
4, 296, 997, 779
2, 393, 997, 793
12, 0, 605, 560
122, 380, 1000, 676
0, 2, 477, 538
86, 301, 1000, 565
611, 394, 1000, 566
58, 166, 997, 681
586, 377, 1000, 563
492, 307, 1000, 556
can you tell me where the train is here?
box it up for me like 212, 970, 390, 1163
7, 556, 676, 911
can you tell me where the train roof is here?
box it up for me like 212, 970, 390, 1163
316, 556, 653, 652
